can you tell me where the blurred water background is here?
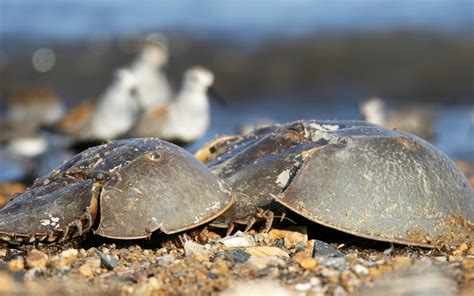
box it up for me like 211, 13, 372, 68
0, 0, 473, 162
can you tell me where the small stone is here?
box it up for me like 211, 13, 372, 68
468, 246, 474, 255
26, 249, 48, 269
453, 243, 469, 256
333, 285, 348, 296
295, 282, 312, 292
79, 263, 94, 278
352, 264, 369, 276
184, 241, 208, 257
157, 254, 175, 266
247, 256, 286, 269
225, 250, 251, 263
313, 240, 344, 258
8, 257, 25, 272
96, 250, 118, 270
0, 272, 16, 294
24, 267, 43, 281
246, 246, 289, 258
462, 257, 474, 270
268, 227, 308, 248
309, 277, 321, 286
52, 249, 78, 268
207, 272, 218, 279
368, 267, 382, 277
0, 249, 7, 257
219, 231, 255, 248
392, 256, 411, 270
320, 257, 346, 270
293, 251, 318, 270
294, 241, 308, 252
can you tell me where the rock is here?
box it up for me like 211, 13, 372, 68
246, 246, 289, 258
293, 252, 317, 270
295, 282, 312, 292
8, 257, 25, 272
352, 264, 369, 276
219, 231, 256, 248
0, 272, 17, 294
225, 250, 251, 263
221, 279, 295, 296
79, 263, 94, 278
24, 267, 44, 281
247, 256, 287, 269
391, 256, 411, 270
312, 240, 344, 258
184, 241, 208, 257
333, 285, 348, 296
357, 265, 457, 296
294, 241, 308, 252
0, 249, 6, 257
268, 227, 308, 248
157, 254, 175, 266
51, 249, 78, 268
462, 257, 474, 270
26, 249, 48, 269
96, 250, 118, 270
320, 257, 347, 270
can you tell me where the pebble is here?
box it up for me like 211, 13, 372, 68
293, 252, 318, 270
294, 240, 308, 252
333, 285, 348, 296
157, 254, 175, 266
96, 250, 118, 270
352, 264, 369, 276
246, 246, 289, 258
268, 227, 308, 248
246, 256, 287, 269
78, 263, 94, 278
313, 240, 344, 258
320, 257, 347, 270
225, 250, 251, 263
219, 231, 256, 248
392, 256, 411, 269
26, 249, 48, 269
295, 282, 312, 292
184, 241, 208, 257
51, 249, 78, 268
0, 272, 16, 294
8, 257, 25, 272
24, 267, 43, 282
0, 249, 7, 257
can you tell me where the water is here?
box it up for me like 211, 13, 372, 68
1, 0, 472, 44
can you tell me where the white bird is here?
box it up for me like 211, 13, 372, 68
128, 36, 172, 110
56, 69, 140, 141
360, 97, 433, 140
128, 66, 215, 144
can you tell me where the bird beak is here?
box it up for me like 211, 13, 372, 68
207, 86, 228, 106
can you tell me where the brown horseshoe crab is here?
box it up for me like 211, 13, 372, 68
196, 120, 474, 247
0, 138, 232, 244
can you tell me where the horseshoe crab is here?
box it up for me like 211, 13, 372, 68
196, 120, 474, 247
0, 138, 232, 244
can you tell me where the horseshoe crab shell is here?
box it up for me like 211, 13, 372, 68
0, 138, 233, 244
197, 120, 474, 247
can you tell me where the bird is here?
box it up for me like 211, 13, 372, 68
127, 66, 215, 144
128, 35, 172, 110
360, 97, 433, 140
56, 68, 141, 142
5, 88, 65, 126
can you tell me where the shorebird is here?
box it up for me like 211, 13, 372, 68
128, 36, 172, 109
360, 97, 433, 140
128, 66, 215, 144
5, 89, 65, 126
56, 69, 141, 141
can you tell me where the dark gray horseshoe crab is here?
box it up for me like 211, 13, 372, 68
0, 138, 233, 244
195, 120, 474, 247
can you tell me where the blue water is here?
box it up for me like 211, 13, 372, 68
1, 0, 472, 43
